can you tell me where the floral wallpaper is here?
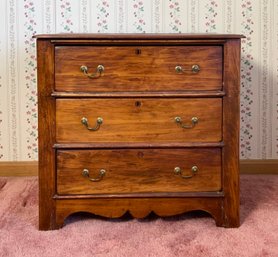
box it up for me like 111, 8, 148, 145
24, 0, 38, 159
0, 0, 277, 160
168, 1, 182, 33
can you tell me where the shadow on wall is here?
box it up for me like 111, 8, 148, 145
239, 47, 277, 159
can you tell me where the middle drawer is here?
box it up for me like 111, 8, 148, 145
56, 98, 222, 143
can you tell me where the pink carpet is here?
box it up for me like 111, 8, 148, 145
0, 175, 277, 257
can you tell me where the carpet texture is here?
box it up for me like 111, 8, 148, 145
0, 175, 277, 257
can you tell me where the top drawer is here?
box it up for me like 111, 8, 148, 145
55, 46, 223, 92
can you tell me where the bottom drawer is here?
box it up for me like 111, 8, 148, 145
56, 148, 222, 195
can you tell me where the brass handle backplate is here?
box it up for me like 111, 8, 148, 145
81, 117, 103, 131
80, 65, 104, 79
82, 168, 106, 182
175, 64, 200, 74
175, 116, 198, 129
174, 166, 198, 179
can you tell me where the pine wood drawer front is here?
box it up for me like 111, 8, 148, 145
55, 46, 223, 92
56, 98, 222, 143
56, 148, 222, 195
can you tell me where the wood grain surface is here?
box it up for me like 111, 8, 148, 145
222, 39, 241, 227
34, 33, 245, 39
56, 148, 222, 195
36, 34, 242, 230
56, 98, 222, 143
37, 39, 57, 230
55, 46, 222, 92
55, 197, 224, 229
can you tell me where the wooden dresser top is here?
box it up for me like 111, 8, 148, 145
34, 33, 245, 40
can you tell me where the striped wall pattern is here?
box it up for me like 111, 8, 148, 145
0, 0, 277, 160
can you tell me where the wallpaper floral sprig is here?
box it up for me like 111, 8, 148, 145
24, 0, 38, 159
0, 0, 277, 160
204, 1, 218, 32
169, 1, 182, 33
133, 1, 146, 33
240, 0, 255, 158
97, 1, 110, 33
60, 0, 73, 32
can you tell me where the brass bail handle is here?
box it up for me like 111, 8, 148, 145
80, 64, 105, 79
175, 116, 198, 129
174, 166, 198, 179
81, 117, 103, 131
175, 64, 200, 74
82, 168, 106, 182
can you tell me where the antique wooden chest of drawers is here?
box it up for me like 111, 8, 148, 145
35, 34, 243, 230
